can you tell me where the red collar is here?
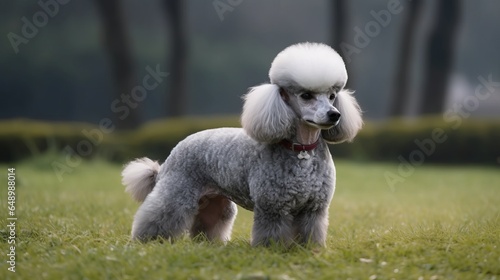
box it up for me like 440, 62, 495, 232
279, 139, 320, 152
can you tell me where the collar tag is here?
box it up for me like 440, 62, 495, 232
297, 150, 311, 160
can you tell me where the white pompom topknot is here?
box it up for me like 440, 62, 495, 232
269, 42, 348, 90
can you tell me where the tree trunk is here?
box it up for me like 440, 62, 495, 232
94, 0, 141, 129
419, 0, 461, 115
331, 0, 353, 87
389, 0, 424, 117
331, 0, 345, 52
163, 0, 188, 117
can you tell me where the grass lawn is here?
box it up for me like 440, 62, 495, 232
0, 156, 499, 279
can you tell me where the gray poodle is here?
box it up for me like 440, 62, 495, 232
122, 42, 362, 247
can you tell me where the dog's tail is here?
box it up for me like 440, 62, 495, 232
121, 157, 160, 202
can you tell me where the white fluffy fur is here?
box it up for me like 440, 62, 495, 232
241, 84, 296, 143
269, 42, 348, 90
122, 158, 160, 202
243, 42, 362, 144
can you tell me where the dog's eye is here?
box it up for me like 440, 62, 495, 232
329, 94, 336, 101
300, 92, 314, 100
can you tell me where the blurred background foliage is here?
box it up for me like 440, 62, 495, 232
0, 0, 499, 164
1, 117, 499, 165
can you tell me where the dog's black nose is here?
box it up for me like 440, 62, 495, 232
328, 110, 341, 123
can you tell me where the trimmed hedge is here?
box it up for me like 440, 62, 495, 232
0, 116, 499, 164
0, 119, 118, 162
0, 117, 241, 163
126, 116, 241, 160
333, 117, 500, 164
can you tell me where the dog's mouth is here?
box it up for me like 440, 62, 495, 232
304, 120, 339, 129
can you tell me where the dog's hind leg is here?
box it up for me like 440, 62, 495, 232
190, 195, 237, 242
130, 175, 201, 242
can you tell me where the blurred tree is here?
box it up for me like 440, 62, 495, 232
390, 0, 423, 117
420, 0, 461, 115
94, 0, 141, 129
163, 0, 187, 116
331, 0, 345, 52
330, 0, 352, 87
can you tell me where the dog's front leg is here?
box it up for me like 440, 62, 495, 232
293, 207, 329, 247
251, 206, 294, 247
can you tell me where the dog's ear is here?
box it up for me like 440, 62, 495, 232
322, 89, 363, 144
241, 84, 295, 143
